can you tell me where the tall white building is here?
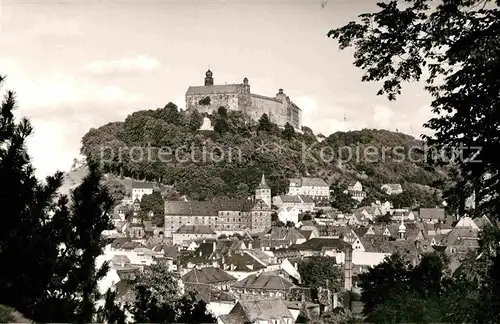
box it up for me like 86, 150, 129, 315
287, 177, 329, 198
132, 182, 154, 201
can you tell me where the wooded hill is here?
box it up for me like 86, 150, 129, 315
80, 103, 446, 208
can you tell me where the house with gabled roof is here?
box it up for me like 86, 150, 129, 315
256, 227, 306, 250
272, 194, 315, 213
473, 215, 493, 229
222, 251, 269, 280
419, 208, 446, 224
182, 266, 237, 292
439, 227, 479, 256
288, 238, 347, 257
182, 239, 245, 269
219, 298, 295, 324
455, 215, 492, 231
365, 226, 375, 235
172, 224, 217, 246
230, 271, 298, 301
298, 229, 317, 241
391, 210, 416, 221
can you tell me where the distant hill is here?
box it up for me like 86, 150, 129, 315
78, 103, 447, 207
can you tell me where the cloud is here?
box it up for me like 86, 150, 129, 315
85, 55, 161, 76
1, 59, 145, 178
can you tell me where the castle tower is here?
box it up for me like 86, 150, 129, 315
204, 69, 214, 86
398, 216, 406, 240
255, 173, 271, 208
276, 88, 286, 103
243, 77, 250, 93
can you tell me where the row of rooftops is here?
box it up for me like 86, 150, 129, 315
165, 197, 269, 216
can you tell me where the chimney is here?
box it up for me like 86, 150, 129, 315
248, 241, 253, 250
213, 240, 217, 253
199, 250, 202, 257
294, 262, 298, 270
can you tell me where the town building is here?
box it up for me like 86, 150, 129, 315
345, 181, 366, 202
131, 182, 154, 201
419, 208, 446, 224
182, 267, 237, 292
164, 177, 272, 236
219, 298, 295, 324
381, 183, 403, 195
230, 272, 297, 301
185, 70, 301, 130
172, 225, 217, 246
272, 194, 315, 212
277, 206, 300, 224
287, 177, 330, 199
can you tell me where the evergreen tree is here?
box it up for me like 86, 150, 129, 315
0, 75, 115, 322
163, 102, 181, 126
128, 261, 214, 323
0, 75, 73, 320
188, 109, 204, 131
66, 162, 114, 322
328, 0, 500, 219
96, 289, 126, 324
282, 122, 295, 140
257, 113, 272, 132
214, 106, 229, 134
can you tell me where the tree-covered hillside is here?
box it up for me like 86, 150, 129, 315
81, 103, 446, 207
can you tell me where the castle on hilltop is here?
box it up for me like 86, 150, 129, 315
185, 69, 302, 130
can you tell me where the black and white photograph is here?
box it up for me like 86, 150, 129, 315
1, 0, 499, 323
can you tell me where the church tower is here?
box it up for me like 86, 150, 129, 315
255, 174, 271, 208
398, 216, 406, 240
204, 69, 214, 86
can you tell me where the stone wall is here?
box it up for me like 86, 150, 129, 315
185, 93, 238, 114
250, 95, 288, 126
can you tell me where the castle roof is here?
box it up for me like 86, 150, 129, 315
186, 84, 242, 95
165, 198, 268, 216
250, 93, 280, 103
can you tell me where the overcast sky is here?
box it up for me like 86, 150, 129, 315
0, 0, 433, 178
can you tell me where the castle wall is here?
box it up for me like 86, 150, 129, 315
186, 93, 240, 114
250, 96, 288, 126
289, 104, 301, 129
